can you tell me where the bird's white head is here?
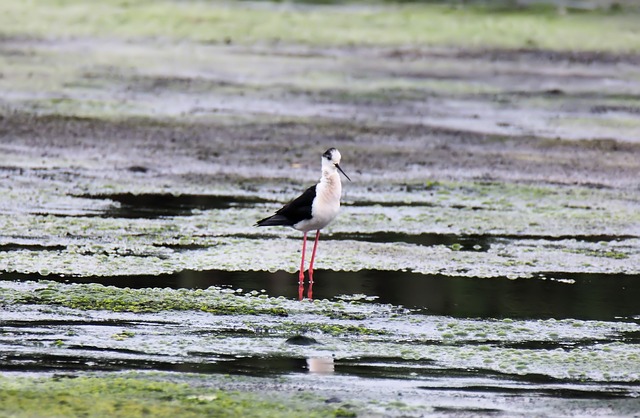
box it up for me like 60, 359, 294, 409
321, 148, 351, 181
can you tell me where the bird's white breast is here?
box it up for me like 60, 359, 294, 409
294, 173, 342, 232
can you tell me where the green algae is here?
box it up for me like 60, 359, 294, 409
0, 280, 396, 321
281, 322, 388, 337
1, 1, 640, 52
16, 282, 292, 316
0, 375, 352, 418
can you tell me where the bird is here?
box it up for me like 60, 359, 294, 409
256, 148, 351, 290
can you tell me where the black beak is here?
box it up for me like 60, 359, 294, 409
336, 164, 351, 182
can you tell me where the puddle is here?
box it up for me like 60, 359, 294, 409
3, 348, 636, 400
77, 193, 272, 218
329, 232, 636, 250
0, 351, 308, 376
0, 244, 67, 252
330, 232, 490, 251
4, 269, 639, 320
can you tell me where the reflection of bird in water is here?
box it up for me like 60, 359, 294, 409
256, 148, 351, 300
306, 356, 335, 374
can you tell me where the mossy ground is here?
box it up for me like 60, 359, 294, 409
1, 1, 639, 51
0, 374, 353, 418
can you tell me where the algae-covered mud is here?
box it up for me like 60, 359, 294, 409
2, 0, 640, 417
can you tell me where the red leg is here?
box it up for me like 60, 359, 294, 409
299, 232, 307, 285
308, 230, 321, 283
307, 280, 313, 301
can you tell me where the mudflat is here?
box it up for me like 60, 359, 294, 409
1, 1, 640, 417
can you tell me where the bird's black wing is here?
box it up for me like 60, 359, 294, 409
256, 185, 316, 227
276, 184, 316, 224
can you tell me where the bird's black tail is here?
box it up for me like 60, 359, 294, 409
255, 214, 293, 227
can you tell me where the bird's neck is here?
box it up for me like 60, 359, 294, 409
320, 170, 341, 192
321, 168, 337, 181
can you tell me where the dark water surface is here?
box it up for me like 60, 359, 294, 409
77, 193, 271, 218
4, 269, 639, 321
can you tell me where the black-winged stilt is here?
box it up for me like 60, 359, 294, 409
256, 148, 351, 295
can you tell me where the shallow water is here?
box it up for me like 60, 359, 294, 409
78, 193, 271, 218
4, 269, 640, 320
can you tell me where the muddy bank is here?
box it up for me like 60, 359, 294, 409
2, 37, 640, 188
2, 108, 640, 190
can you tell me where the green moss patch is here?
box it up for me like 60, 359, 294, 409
0, 280, 395, 322
0, 375, 352, 418
8, 281, 289, 315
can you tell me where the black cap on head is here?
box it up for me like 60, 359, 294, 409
323, 148, 337, 159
